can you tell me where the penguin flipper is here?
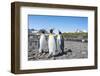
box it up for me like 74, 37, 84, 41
61, 38, 64, 53
38, 41, 40, 49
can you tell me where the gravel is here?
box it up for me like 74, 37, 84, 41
28, 40, 88, 61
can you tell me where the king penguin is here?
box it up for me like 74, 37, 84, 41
57, 31, 64, 54
39, 30, 46, 54
48, 29, 56, 56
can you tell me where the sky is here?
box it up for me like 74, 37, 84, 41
28, 15, 88, 33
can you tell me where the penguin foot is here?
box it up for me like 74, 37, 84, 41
45, 51, 49, 54
39, 52, 42, 56
48, 54, 53, 58
53, 57, 56, 60
38, 52, 43, 58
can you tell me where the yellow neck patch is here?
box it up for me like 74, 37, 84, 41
49, 34, 53, 38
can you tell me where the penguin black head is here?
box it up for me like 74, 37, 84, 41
59, 31, 62, 34
50, 29, 53, 33
41, 30, 45, 34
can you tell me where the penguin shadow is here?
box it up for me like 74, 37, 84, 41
54, 48, 73, 57
36, 48, 73, 60
53, 51, 63, 57
64, 48, 72, 56
38, 49, 49, 59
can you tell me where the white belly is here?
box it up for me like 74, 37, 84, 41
39, 35, 46, 51
48, 36, 56, 54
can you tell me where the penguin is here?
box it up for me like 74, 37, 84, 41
57, 31, 64, 54
39, 30, 46, 54
48, 29, 56, 56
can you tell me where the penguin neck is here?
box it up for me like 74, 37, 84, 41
57, 34, 61, 39
58, 34, 61, 36
41, 33, 44, 35
50, 33, 53, 35
49, 33, 54, 38
41, 33, 45, 36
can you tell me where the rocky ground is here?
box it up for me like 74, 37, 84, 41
28, 40, 88, 61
